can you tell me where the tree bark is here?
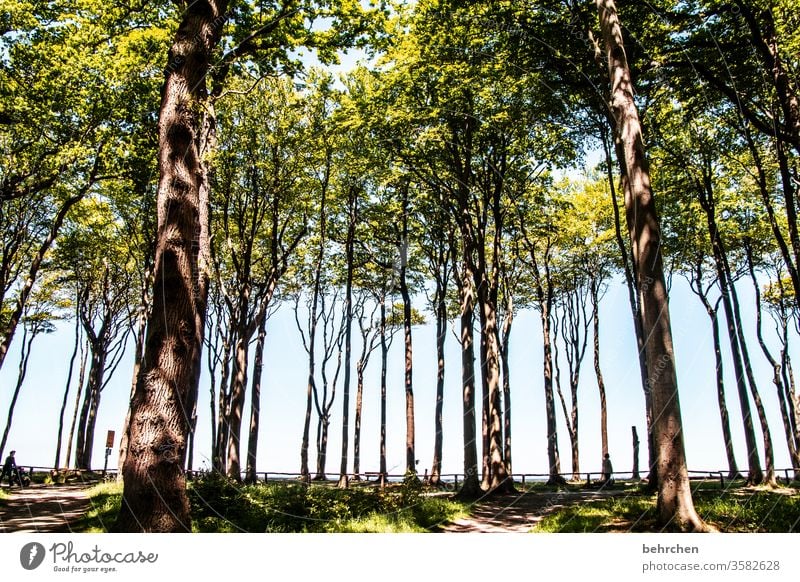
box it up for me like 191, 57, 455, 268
430, 274, 447, 486
115, 0, 226, 532
600, 121, 656, 486
338, 190, 357, 488
746, 245, 798, 476
590, 279, 608, 459
457, 264, 481, 498
244, 314, 267, 484
597, 0, 707, 530
399, 185, 416, 476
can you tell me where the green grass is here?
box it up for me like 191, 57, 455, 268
72, 481, 123, 533
189, 476, 469, 532
72, 476, 468, 533
532, 482, 800, 533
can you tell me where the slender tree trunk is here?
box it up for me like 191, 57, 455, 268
244, 315, 267, 484
729, 257, 776, 485
597, 0, 707, 530
338, 201, 356, 488
66, 341, 89, 470
478, 319, 490, 489
0, 326, 37, 460
115, 0, 226, 532
601, 122, 655, 486
399, 190, 415, 476
457, 264, 481, 498
81, 349, 108, 471
430, 281, 447, 486
590, 280, 608, 459
379, 294, 388, 488
631, 426, 640, 479
214, 335, 232, 473
500, 306, 513, 477
55, 315, 81, 469
76, 346, 103, 470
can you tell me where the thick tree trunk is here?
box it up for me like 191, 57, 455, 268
244, 315, 267, 484
226, 313, 250, 481
477, 292, 512, 492
115, 0, 225, 532
76, 347, 105, 470
597, 0, 707, 530
117, 284, 150, 475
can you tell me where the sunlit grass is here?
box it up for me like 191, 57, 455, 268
531, 482, 800, 533
72, 480, 123, 533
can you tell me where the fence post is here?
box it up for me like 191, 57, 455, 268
455, 474, 459, 488
522, 474, 525, 487
718, 472, 724, 488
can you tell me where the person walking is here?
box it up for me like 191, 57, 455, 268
602, 453, 614, 485
1, 450, 17, 486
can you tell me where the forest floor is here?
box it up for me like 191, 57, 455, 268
442, 487, 631, 533
0, 483, 91, 533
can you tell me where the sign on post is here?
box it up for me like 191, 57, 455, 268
105, 430, 115, 449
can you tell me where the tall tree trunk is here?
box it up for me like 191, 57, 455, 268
117, 282, 151, 476
76, 346, 103, 470
478, 319, 490, 489
0, 325, 37, 460
749, 264, 799, 477
115, 0, 225, 532
338, 197, 356, 488
457, 265, 481, 497
600, 122, 655, 486
244, 315, 267, 484
55, 315, 81, 469
66, 341, 89, 470
430, 279, 447, 486
399, 187, 415, 476
379, 294, 388, 487
590, 279, 608, 459
214, 333, 233, 473
500, 303, 513, 477
688, 260, 740, 479
697, 182, 763, 484
729, 255, 776, 485
226, 310, 250, 481
81, 348, 108, 471
597, 0, 707, 530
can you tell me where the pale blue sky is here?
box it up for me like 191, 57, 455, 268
1, 269, 796, 479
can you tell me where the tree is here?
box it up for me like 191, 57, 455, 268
595, 0, 709, 530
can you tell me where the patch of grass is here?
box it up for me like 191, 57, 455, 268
72, 481, 123, 533
0, 488, 9, 501
188, 475, 469, 533
532, 495, 656, 533
532, 484, 800, 532
694, 487, 800, 532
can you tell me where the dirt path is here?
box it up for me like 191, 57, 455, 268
0, 484, 92, 533
442, 489, 629, 533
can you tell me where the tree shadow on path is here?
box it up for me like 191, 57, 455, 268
0, 484, 91, 533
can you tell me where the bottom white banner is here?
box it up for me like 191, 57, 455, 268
1, 533, 796, 581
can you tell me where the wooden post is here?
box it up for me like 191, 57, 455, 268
631, 426, 640, 479
522, 474, 526, 487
